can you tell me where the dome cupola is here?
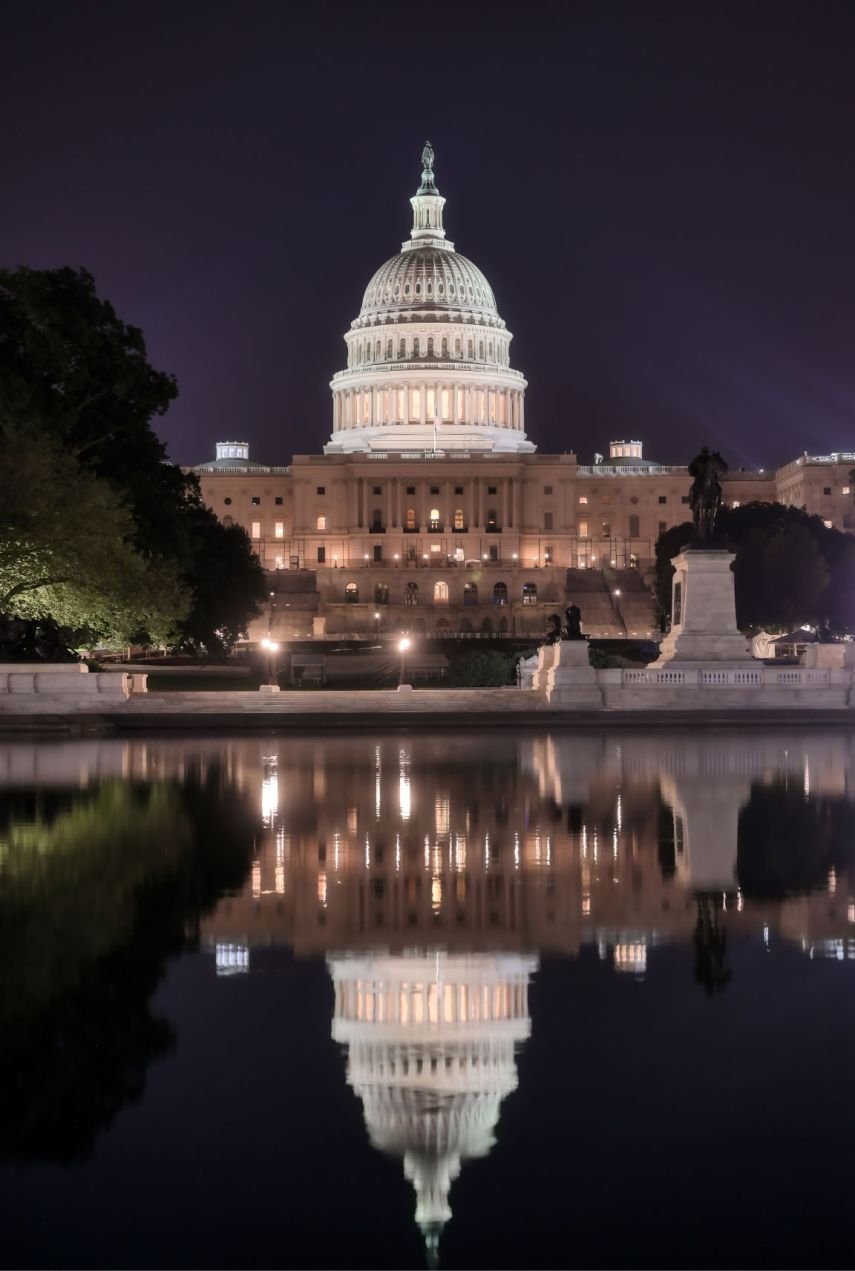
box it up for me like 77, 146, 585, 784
326, 145, 533, 455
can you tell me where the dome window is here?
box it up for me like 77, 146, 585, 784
427, 337, 434, 357
467, 339, 474, 359
413, 337, 420, 356
449, 284, 455, 296
386, 339, 393, 359
427, 282, 432, 295
405, 284, 410, 295
398, 338, 406, 358
415, 282, 422, 295
455, 338, 462, 356
441, 337, 448, 357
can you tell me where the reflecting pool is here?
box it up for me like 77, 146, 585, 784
3, 730, 855, 1268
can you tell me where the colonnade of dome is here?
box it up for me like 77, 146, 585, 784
326, 144, 532, 454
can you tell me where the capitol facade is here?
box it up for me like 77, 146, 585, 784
193, 146, 855, 641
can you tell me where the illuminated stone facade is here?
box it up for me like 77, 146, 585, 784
191, 148, 855, 640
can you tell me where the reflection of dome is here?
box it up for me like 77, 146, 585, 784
359, 249, 499, 324
329, 952, 537, 1265
327, 144, 532, 456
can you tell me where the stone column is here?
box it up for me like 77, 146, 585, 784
420, 383, 427, 429
453, 383, 459, 425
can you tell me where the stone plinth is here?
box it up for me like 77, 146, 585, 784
531, 644, 557, 690
803, 644, 847, 669
0, 663, 138, 712
653, 548, 751, 666
543, 641, 603, 707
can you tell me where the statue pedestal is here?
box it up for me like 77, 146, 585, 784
532, 644, 557, 690
544, 641, 602, 707
653, 549, 751, 666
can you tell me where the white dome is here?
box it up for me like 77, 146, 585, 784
357, 247, 501, 326
326, 144, 533, 455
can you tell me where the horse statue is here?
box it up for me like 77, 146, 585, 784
688, 447, 728, 543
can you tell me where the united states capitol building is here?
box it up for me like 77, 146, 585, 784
193, 145, 855, 640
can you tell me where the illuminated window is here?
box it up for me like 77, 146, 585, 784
406, 507, 417, 530
316, 514, 326, 530
522, 582, 537, 605
251, 521, 261, 539
251, 496, 260, 506
578, 519, 589, 537
434, 581, 449, 603
429, 507, 441, 529
345, 582, 359, 603
405, 581, 419, 606
274, 521, 284, 538
454, 508, 465, 530
493, 582, 508, 604
843, 486, 850, 495
732, 501, 741, 509
578, 495, 588, 505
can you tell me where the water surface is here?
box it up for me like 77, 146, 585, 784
2, 730, 855, 1269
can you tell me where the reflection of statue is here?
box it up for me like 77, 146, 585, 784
421, 139, 434, 172
688, 447, 728, 542
693, 895, 732, 996
542, 613, 562, 645
562, 604, 584, 641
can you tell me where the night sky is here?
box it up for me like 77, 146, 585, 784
3, 1, 854, 469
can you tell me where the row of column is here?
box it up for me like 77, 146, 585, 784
333, 384, 525, 433
335, 977, 529, 1024
353, 476, 518, 530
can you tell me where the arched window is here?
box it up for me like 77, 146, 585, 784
522, 582, 538, 605
478, 340, 485, 360
427, 336, 434, 357
436, 617, 450, 633
405, 507, 416, 531
386, 339, 393, 359
628, 514, 640, 537
455, 337, 462, 356
375, 340, 381, 359
434, 581, 449, 604
493, 582, 508, 605
365, 344, 372, 362
463, 582, 478, 606
486, 508, 498, 531
413, 337, 420, 356
415, 282, 422, 295
481, 617, 493, 634
429, 507, 441, 530
345, 582, 359, 604
399, 337, 406, 358
405, 581, 419, 606
453, 508, 465, 530
441, 337, 448, 357
375, 582, 389, 605
316, 514, 327, 531
467, 339, 474, 359
488, 341, 494, 360
499, 616, 509, 633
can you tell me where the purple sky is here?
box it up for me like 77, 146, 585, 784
3, 1, 854, 468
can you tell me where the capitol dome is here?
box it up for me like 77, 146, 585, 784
358, 248, 499, 324
326, 143, 533, 455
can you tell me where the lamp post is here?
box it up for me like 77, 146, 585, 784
260, 637, 280, 689
398, 635, 411, 687
374, 610, 381, 638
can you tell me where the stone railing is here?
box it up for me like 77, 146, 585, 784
619, 666, 831, 689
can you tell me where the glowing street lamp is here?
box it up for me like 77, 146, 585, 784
260, 636, 280, 688
398, 635, 411, 686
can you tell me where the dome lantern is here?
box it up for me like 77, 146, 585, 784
404, 140, 450, 251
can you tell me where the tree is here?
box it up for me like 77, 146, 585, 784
0, 267, 264, 651
0, 428, 188, 644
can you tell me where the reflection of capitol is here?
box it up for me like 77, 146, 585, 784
8, 731, 855, 1261
329, 951, 535, 1262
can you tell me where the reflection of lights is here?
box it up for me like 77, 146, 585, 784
275, 864, 285, 893
592, 832, 598, 864
399, 748, 411, 821
333, 833, 341, 871
365, 834, 371, 869
424, 835, 431, 870
431, 877, 442, 912
763, 924, 770, 948
513, 831, 520, 870
849, 901, 855, 924
581, 825, 587, 859
804, 759, 810, 798
261, 759, 279, 828
484, 832, 490, 870
612, 828, 618, 859
737, 889, 744, 912
317, 872, 328, 907
455, 834, 467, 871
829, 867, 837, 894
215, 944, 249, 976
582, 893, 591, 916
614, 942, 647, 974
375, 745, 382, 819
348, 806, 358, 834
251, 859, 261, 898
534, 832, 541, 865
435, 796, 450, 836
395, 832, 401, 872
616, 794, 622, 832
